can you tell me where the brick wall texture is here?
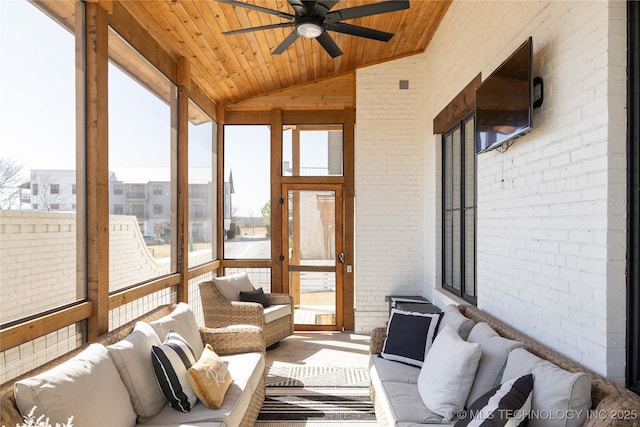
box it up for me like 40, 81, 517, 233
355, 0, 627, 383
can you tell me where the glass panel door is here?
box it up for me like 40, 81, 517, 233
283, 185, 343, 330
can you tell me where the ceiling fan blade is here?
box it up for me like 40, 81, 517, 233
309, 1, 340, 17
287, 0, 308, 16
316, 31, 343, 58
223, 22, 295, 36
326, 1, 409, 23
272, 30, 300, 54
218, 0, 295, 20
326, 22, 394, 42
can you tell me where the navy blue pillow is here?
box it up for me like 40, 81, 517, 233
380, 309, 443, 367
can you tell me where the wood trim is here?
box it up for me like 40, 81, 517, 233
85, 2, 110, 341
216, 119, 225, 272
224, 110, 271, 125
109, 1, 176, 84
0, 303, 93, 352
283, 110, 345, 125
176, 57, 189, 303
108, 274, 181, 309
281, 176, 345, 185
190, 81, 218, 123
433, 74, 481, 134
343, 107, 355, 331
270, 109, 284, 293
187, 260, 220, 280
220, 259, 272, 269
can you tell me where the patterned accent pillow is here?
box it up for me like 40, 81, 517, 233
380, 309, 443, 367
187, 344, 234, 409
151, 330, 198, 412
455, 374, 533, 427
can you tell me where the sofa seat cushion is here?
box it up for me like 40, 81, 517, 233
141, 351, 264, 427
15, 343, 137, 427
263, 304, 291, 324
370, 355, 421, 384
501, 348, 591, 427
381, 381, 448, 425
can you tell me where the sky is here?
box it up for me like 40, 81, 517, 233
1, 0, 331, 217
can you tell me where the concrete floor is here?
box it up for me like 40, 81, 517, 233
266, 331, 371, 369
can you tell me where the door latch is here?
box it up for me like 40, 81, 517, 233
338, 252, 345, 264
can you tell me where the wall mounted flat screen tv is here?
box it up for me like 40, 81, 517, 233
476, 37, 533, 153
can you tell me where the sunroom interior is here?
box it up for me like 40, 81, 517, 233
0, 0, 639, 408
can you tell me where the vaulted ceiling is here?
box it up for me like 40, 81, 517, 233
40, 0, 451, 111
119, 0, 451, 108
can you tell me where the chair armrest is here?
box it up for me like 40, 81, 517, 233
370, 327, 387, 355
200, 281, 265, 327
266, 292, 293, 306
199, 325, 266, 358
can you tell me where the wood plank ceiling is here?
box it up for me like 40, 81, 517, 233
39, 0, 451, 110
119, 0, 451, 109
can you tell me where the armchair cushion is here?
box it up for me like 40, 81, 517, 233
239, 288, 271, 307
213, 272, 255, 301
263, 304, 292, 324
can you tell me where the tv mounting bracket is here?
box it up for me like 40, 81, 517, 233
533, 76, 544, 109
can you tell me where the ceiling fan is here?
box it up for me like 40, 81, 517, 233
219, 0, 410, 58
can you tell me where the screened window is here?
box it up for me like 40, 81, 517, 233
108, 27, 177, 290
283, 125, 343, 176
0, 0, 85, 326
223, 125, 271, 259
442, 115, 476, 302
188, 100, 216, 266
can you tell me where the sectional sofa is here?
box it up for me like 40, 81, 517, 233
1, 303, 266, 427
369, 304, 640, 427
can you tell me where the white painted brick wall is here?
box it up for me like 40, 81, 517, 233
356, 0, 627, 382
355, 56, 427, 332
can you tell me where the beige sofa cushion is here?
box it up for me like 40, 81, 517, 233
438, 305, 475, 340
149, 302, 205, 358
213, 272, 255, 302
418, 325, 481, 421
107, 321, 166, 421
14, 343, 137, 427
501, 348, 591, 427
465, 322, 525, 406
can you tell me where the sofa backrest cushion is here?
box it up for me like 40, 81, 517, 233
466, 322, 525, 406
439, 305, 475, 340
14, 343, 137, 427
418, 325, 482, 421
213, 272, 255, 302
107, 321, 166, 422
501, 348, 591, 427
149, 302, 205, 358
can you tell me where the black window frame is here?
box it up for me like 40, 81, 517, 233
441, 113, 477, 304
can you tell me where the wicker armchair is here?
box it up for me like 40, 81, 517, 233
199, 275, 294, 348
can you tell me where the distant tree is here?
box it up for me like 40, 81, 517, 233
261, 200, 271, 238
34, 174, 61, 211
0, 158, 24, 209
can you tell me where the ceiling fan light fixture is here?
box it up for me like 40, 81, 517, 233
296, 16, 323, 38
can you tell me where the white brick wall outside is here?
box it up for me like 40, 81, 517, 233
355, 0, 627, 382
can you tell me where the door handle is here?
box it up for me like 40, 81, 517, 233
338, 252, 345, 263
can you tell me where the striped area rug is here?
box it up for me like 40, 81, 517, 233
256, 366, 376, 425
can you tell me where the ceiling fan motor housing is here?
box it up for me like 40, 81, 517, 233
296, 15, 324, 38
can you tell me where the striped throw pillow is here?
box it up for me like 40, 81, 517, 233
455, 374, 533, 427
151, 330, 198, 412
